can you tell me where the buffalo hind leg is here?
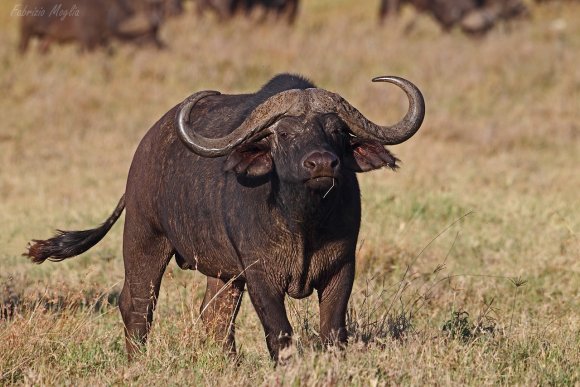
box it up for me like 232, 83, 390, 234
200, 277, 245, 355
119, 220, 173, 360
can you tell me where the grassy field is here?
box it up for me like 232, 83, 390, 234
1, 0, 579, 384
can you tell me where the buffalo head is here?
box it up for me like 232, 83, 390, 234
176, 77, 425, 193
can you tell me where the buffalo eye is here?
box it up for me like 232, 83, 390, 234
278, 131, 289, 139
327, 127, 341, 136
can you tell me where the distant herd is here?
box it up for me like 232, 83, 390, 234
13, 0, 577, 52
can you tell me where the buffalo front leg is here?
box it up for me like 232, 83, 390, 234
119, 218, 173, 360
318, 262, 355, 346
200, 277, 245, 355
245, 277, 292, 362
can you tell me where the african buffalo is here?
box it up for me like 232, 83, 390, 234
18, 0, 164, 53
460, 0, 529, 35
379, 0, 477, 29
195, 0, 236, 20
25, 74, 425, 362
379, 0, 528, 34
163, 0, 184, 17
196, 0, 299, 24
240, 0, 300, 24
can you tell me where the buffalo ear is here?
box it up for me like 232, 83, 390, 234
223, 143, 273, 177
344, 139, 399, 172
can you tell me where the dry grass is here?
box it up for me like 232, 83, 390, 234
1, 0, 579, 385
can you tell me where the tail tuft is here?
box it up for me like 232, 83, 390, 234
23, 195, 125, 264
25, 229, 101, 264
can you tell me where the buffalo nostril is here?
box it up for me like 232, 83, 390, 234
320, 152, 339, 170
303, 151, 339, 172
303, 159, 317, 169
328, 155, 339, 169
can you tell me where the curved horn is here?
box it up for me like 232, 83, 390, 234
336, 76, 425, 145
176, 89, 307, 157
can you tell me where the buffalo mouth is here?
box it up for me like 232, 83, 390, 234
304, 176, 337, 192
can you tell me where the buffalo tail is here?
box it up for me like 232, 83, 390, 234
24, 195, 126, 264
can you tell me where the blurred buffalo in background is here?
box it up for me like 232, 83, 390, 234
379, 0, 528, 35
460, 0, 529, 35
18, 0, 165, 53
163, 0, 184, 17
240, 0, 300, 24
196, 0, 299, 24
379, 0, 476, 30
195, 0, 235, 21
